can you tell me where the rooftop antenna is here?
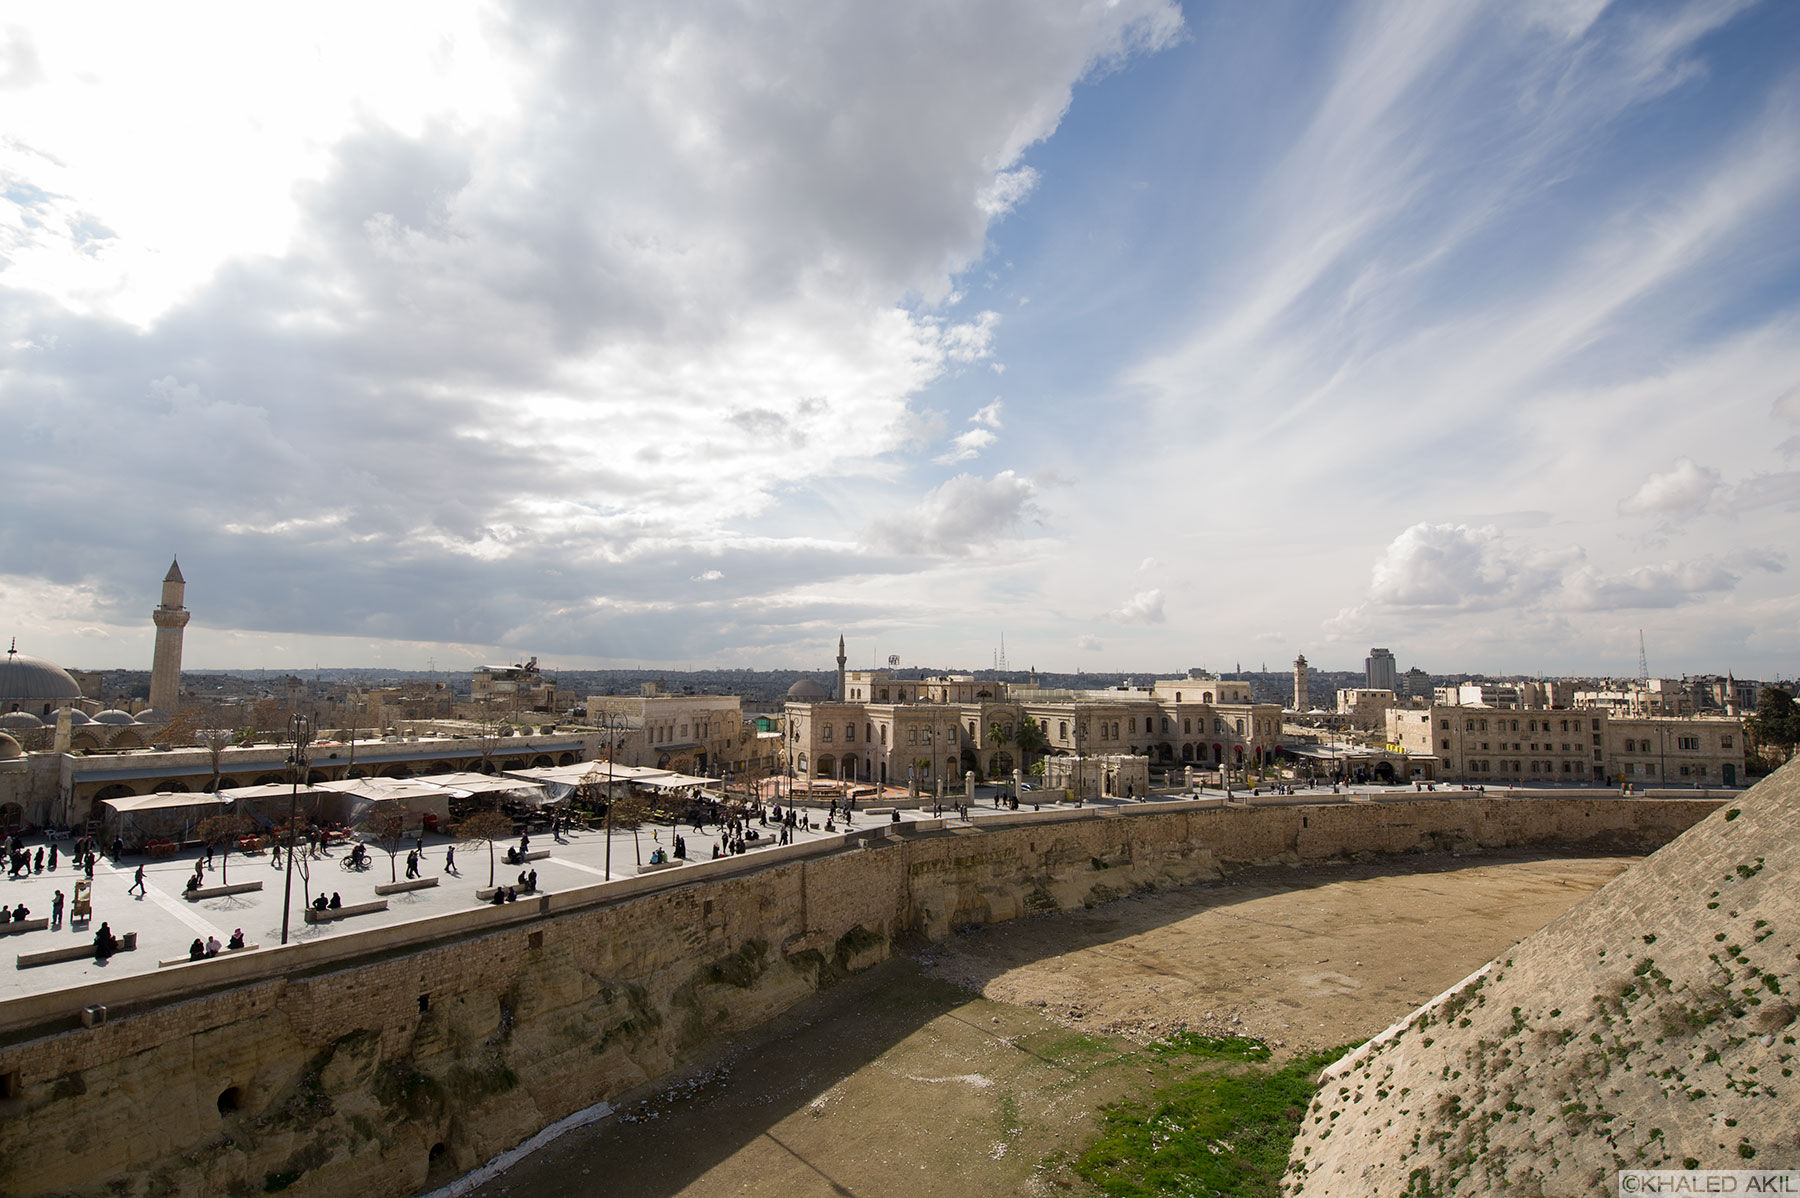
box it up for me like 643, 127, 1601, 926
1638, 630, 1649, 681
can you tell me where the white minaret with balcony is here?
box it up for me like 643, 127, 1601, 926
149, 558, 190, 713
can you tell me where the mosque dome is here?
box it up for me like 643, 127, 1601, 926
0, 732, 22, 762
135, 707, 169, 726
93, 709, 137, 726
50, 707, 92, 726
0, 650, 83, 713
785, 678, 829, 700
0, 711, 44, 731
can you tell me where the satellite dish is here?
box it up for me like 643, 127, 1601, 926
888, 654, 900, 668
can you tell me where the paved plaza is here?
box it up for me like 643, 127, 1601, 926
0, 778, 1661, 1004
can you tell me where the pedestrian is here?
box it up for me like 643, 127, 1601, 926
51, 889, 64, 929
33, 846, 44, 873
405, 850, 419, 879
48, 843, 57, 871
84, 856, 94, 879
270, 843, 281, 868
528, 868, 537, 892
445, 845, 457, 875
128, 864, 146, 897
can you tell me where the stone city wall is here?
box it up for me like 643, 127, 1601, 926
0, 795, 1720, 1198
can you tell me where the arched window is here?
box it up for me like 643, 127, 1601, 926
1183, 717, 1191, 733
1162, 717, 1170, 733
1203, 692, 1212, 703
1176, 692, 1182, 702
866, 723, 872, 742
1235, 718, 1245, 735
969, 721, 977, 739
845, 723, 855, 742
879, 725, 887, 744
1059, 721, 1068, 739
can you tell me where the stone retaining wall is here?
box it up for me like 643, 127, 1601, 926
0, 795, 1719, 1198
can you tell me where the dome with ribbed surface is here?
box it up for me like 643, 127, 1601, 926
93, 709, 137, 726
0, 710, 44, 730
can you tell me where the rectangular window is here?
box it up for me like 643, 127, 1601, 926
1722, 735, 1734, 748
1678, 736, 1698, 751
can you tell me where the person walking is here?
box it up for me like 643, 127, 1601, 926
128, 864, 146, 897
51, 889, 65, 929
444, 845, 456, 875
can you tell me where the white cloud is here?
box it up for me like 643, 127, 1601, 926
867, 471, 1042, 557
1077, 634, 1104, 651
1355, 523, 1784, 621
691, 570, 724, 582
1618, 457, 1720, 520
934, 398, 1006, 463
1109, 588, 1166, 625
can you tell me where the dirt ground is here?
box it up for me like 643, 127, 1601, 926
465, 852, 1635, 1198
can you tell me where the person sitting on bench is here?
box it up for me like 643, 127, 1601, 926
328, 892, 342, 909
189, 938, 205, 961
312, 894, 330, 912
228, 928, 246, 950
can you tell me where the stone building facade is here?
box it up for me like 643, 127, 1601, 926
1387, 705, 1745, 786
785, 651, 1282, 789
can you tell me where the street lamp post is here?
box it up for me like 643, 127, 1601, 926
279, 713, 312, 945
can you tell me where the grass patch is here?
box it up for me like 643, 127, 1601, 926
1069, 1043, 1354, 1197
1147, 1032, 1273, 1063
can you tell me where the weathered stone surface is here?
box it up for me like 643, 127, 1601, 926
0, 796, 1719, 1198
1288, 764, 1800, 1195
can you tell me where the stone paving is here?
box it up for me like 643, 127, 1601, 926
0, 778, 1679, 1004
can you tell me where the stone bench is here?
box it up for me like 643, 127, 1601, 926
0, 919, 50, 937
17, 932, 138, 969
157, 944, 260, 968
183, 880, 265, 901
303, 899, 387, 924
637, 860, 681, 874
373, 876, 440, 896
475, 886, 542, 902
502, 848, 552, 864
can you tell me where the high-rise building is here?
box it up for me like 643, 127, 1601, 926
1403, 666, 1432, 702
1366, 647, 1398, 693
149, 558, 189, 714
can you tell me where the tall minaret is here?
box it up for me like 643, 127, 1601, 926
836, 634, 847, 702
150, 558, 190, 713
1293, 653, 1309, 712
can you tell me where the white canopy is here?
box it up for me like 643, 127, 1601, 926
103, 792, 230, 815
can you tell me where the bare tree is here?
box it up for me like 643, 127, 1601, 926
365, 813, 409, 882
199, 728, 235, 793
195, 812, 253, 884
453, 811, 516, 888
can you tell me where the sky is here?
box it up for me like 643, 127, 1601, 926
2, 0, 1797, 681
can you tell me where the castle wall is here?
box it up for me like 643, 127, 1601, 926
0, 796, 1719, 1198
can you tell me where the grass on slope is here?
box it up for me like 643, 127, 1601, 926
1067, 1036, 1354, 1198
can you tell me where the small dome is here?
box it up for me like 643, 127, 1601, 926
135, 707, 169, 725
0, 711, 44, 730
0, 731, 22, 759
50, 707, 92, 725
93, 709, 137, 726
786, 678, 829, 700
0, 651, 83, 708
